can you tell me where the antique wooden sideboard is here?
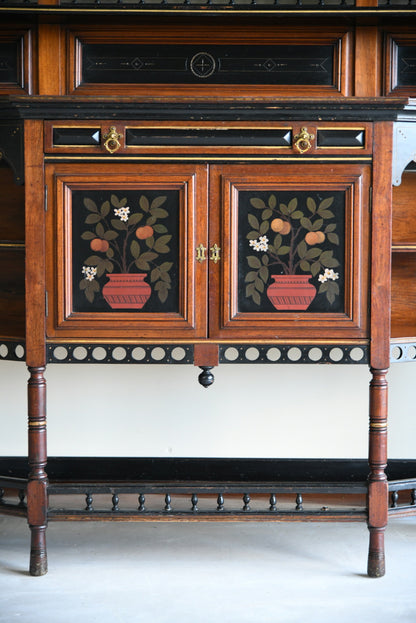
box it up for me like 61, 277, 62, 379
1, 0, 416, 578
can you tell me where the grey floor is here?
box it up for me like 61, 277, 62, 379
1, 516, 415, 623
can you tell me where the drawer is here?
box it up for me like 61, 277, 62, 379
44, 120, 373, 157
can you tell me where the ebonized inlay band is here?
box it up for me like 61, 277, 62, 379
44, 343, 370, 365
317, 129, 365, 147
53, 127, 101, 146
81, 44, 335, 86
125, 128, 292, 147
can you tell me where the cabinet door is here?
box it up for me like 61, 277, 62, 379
45, 163, 208, 340
209, 163, 371, 340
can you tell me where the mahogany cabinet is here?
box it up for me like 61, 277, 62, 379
0, 2, 416, 579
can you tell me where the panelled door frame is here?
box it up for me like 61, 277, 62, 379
208, 163, 371, 341
45, 162, 209, 340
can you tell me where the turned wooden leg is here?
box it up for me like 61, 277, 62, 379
368, 527, 385, 578
27, 366, 48, 576
30, 525, 47, 576
367, 368, 388, 578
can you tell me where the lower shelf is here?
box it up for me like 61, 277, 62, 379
1, 457, 415, 521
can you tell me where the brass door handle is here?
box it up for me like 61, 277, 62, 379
103, 126, 122, 154
209, 244, 221, 263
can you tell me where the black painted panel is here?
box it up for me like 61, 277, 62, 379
126, 128, 292, 147
72, 189, 180, 313
397, 44, 416, 87
238, 190, 345, 313
53, 127, 101, 146
0, 41, 19, 84
81, 44, 335, 86
317, 129, 364, 147
1, 457, 415, 485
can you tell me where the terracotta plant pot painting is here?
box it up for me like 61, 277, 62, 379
72, 190, 179, 313
266, 274, 317, 311
239, 190, 345, 314
101, 273, 152, 310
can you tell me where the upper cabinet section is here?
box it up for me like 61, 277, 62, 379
3, 15, 416, 100
66, 24, 352, 98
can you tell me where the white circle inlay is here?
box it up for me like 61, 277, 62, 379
171, 347, 186, 361
132, 347, 146, 361
0, 344, 8, 358
308, 347, 323, 362
329, 347, 344, 362
288, 347, 302, 362
15, 345, 24, 359
224, 347, 239, 362
350, 347, 364, 362
266, 347, 281, 362
245, 347, 260, 361
73, 346, 88, 361
407, 345, 416, 360
112, 347, 127, 361
151, 347, 165, 361
53, 346, 68, 361
391, 346, 402, 361
92, 347, 107, 361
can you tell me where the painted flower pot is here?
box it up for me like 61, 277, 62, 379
266, 274, 316, 311
102, 273, 151, 310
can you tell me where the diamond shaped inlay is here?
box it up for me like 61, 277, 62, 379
130, 57, 144, 71
263, 59, 276, 72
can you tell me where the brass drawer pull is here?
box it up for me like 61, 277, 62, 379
103, 126, 122, 154
294, 127, 315, 154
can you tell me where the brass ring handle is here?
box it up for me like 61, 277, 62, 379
294, 127, 315, 154
103, 126, 123, 154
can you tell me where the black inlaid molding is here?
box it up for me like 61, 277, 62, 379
0, 98, 408, 123
1, 341, 413, 365
317, 129, 365, 148
53, 127, 101, 146
45, 343, 370, 364
0, 340, 25, 361
47, 343, 194, 364
81, 43, 335, 86
125, 128, 292, 148
220, 343, 368, 364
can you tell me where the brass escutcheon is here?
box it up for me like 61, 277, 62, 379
209, 243, 221, 263
196, 243, 207, 262
103, 126, 123, 154
294, 127, 315, 154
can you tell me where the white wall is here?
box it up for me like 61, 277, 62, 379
1, 361, 415, 459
